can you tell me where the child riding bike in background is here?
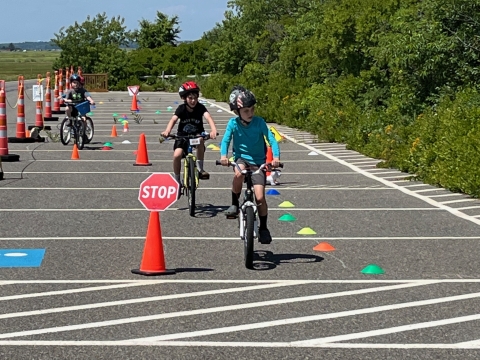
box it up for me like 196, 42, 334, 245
220, 85, 280, 244
62, 73, 95, 124
161, 81, 218, 184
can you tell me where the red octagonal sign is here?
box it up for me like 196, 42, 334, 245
138, 173, 179, 211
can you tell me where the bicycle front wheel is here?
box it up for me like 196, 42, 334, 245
75, 121, 86, 150
84, 117, 94, 144
188, 157, 196, 217
244, 206, 255, 269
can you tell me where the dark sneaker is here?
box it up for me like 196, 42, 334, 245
199, 170, 210, 180
225, 205, 238, 219
259, 228, 272, 244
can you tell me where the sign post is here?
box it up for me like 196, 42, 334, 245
132, 173, 179, 276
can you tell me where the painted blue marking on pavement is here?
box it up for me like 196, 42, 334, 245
0, 249, 46, 268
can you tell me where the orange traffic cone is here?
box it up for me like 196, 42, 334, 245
71, 144, 80, 160
313, 242, 336, 252
111, 125, 118, 137
131, 93, 139, 112
131, 211, 175, 276
265, 145, 273, 177
133, 133, 152, 166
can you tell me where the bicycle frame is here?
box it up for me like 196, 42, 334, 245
238, 167, 259, 240
160, 132, 214, 217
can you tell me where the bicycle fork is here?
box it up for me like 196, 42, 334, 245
239, 202, 259, 240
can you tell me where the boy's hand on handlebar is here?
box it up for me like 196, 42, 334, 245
272, 158, 280, 168
161, 130, 170, 138
209, 130, 217, 140
220, 156, 229, 166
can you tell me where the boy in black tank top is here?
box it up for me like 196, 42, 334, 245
161, 81, 218, 184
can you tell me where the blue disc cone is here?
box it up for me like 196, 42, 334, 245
266, 189, 280, 195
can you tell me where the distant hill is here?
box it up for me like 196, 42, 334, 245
0, 41, 60, 51
0, 40, 192, 51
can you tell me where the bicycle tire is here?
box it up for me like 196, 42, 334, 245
244, 206, 255, 269
85, 117, 94, 144
60, 117, 71, 145
188, 156, 196, 217
75, 121, 86, 150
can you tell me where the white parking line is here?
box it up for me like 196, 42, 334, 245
294, 314, 480, 345
132, 283, 480, 343
0, 340, 477, 349
0, 235, 477, 241
0, 282, 432, 340
0, 207, 441, 212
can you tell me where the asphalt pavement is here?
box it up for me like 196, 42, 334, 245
1, 84, 480, 359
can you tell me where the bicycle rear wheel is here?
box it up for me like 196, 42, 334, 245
188, 157, 196, 217
60, 117, 71, 145
244, 206, 255, 269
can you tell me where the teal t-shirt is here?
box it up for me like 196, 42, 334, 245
221, 115, 280, 165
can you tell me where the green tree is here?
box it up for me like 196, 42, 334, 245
51, 13, 132, 76
7, 43, 15, 51
133, 11, 180, 49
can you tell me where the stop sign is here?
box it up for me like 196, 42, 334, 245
138, 173, 179, 211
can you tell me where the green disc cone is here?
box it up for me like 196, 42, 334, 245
103, 142, 113, 147
87, 112, 93, 116
155, 110, 161, 114
297, 227, 317, 235
207, 143, 216, 149
279, 201, 295, 208
112, 113, 118, 117
278, 214, 296, 222
361, 264, 385, 275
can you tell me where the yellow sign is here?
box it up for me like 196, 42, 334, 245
269, 126, 285, 142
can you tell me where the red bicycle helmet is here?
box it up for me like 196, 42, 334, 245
179, 81, 200, 98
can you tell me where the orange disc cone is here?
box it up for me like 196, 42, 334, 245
131, 93, 139, 112
111, 125, 118, 137
313, 242, 336, 252
132, 211, 175, 276
134, 133, 152, 166
71, 144, 80, 160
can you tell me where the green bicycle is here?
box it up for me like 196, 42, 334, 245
160, 132, 217, 217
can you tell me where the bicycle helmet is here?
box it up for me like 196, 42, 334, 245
228, 85, 256, 111
70, 73, 81, 84
178, 81, 200, 98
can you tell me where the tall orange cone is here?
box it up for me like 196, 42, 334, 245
131, 93, 139, 112
111, 125, 118, 137
71, 144, 80, 160
134, 133, 152, 166
265, 145, 273, 178
132, 211, 175, 276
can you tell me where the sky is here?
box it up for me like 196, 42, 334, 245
1, 0, 230, 43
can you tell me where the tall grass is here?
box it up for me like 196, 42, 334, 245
0, 51, 59, 81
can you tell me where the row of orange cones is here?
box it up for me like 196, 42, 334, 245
71, 133, 152, 165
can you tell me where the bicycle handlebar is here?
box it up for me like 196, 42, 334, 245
159, 132, 219, 142
215, 160, 284, 174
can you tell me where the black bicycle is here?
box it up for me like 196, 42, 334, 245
216, 160, 283, 269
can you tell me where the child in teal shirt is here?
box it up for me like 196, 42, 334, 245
220, 86, 280, 244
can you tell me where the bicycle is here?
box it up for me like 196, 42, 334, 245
59, 100, 95, 148
215, 160, 284, 269
160, 132, 218, 217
